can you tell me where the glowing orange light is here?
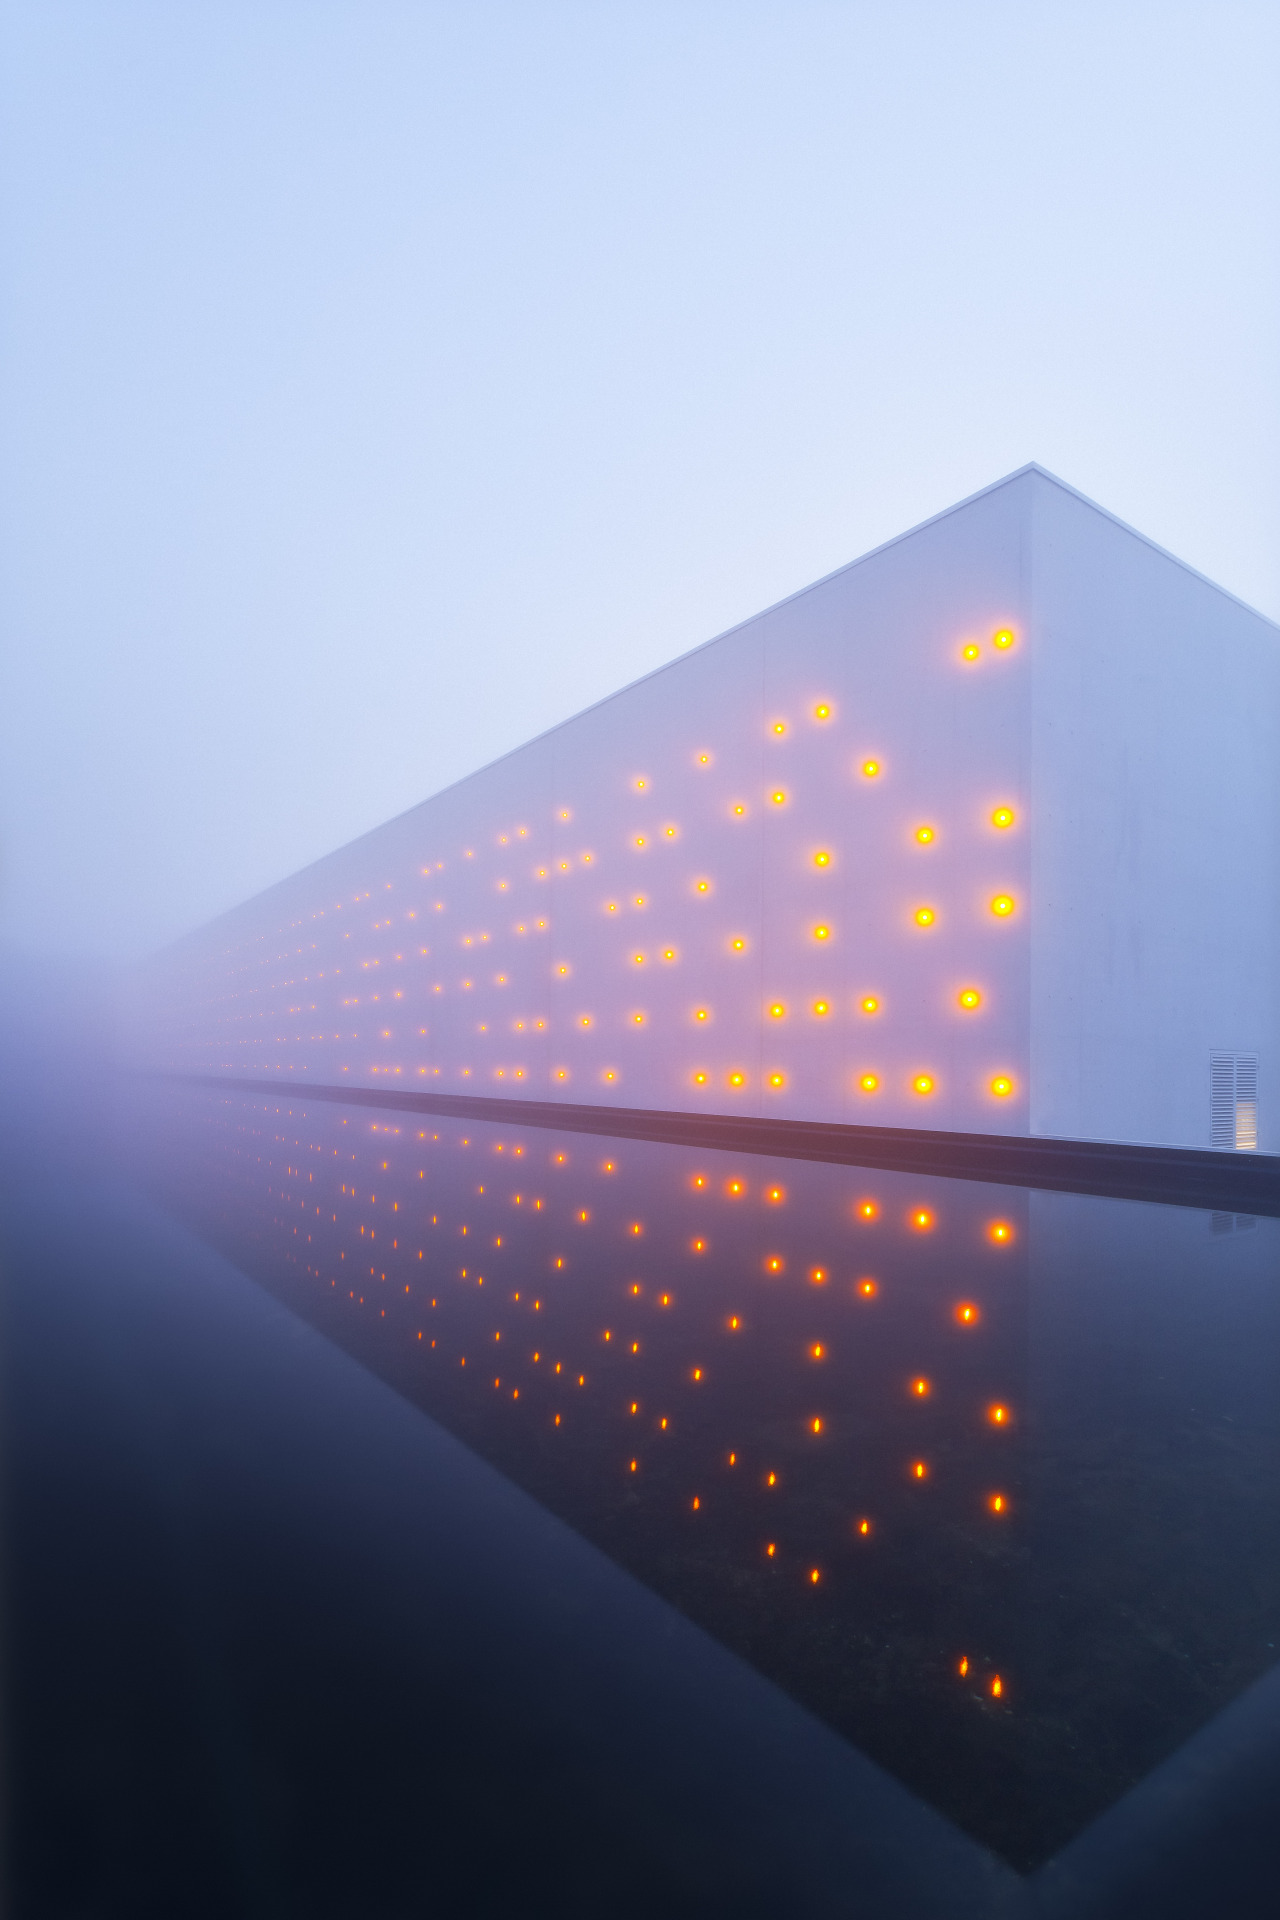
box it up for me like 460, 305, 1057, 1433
765, 1256, 783, 1272
814, 850, 831, 867
698, 752, 710, 764
692, 1071, 708, 1085
732, 805, 746, 817
858, 1278, 878, 1298
772, 790, 787, 805
662, 947, 675, 960
959, 987, 981, 1009
988, 1403, 1010, 1425
862, 760, 880, 778
695, 879, 710, 892
767, 1071, 785, 1088
913, 1074, 935, 1096
954, 1301, 981, 1326
989, 1492, 1008, 1514
809, 1266, 827, 1286
961, 642, 980, 661
992, 805, 1015, 829
767, 1185, 785, 1203
859, 1074, 879, 1093
858, 1200, 878, 1220
990, 1075, 1014, 1098
812, 1000, 829, 1016
766, 1472, 777, 1487
809, 1568, 821, 1585
916, 825, 934, 844
811, 1417, 823, 1435
629, 1459, 637, 1473
728, 1452, 736, 1465
692, 1497, 700, 1511
772, 721, 786, 735
766, 1542, 776, 1557
911, 1377, 931, 1398
728, 1315, 739, 1330
912, 1209, 934, 1231
993, 628, 1014, 650
728, 1071, 745, 1087
958, 1656, 969, 1676
769, 1002, 785, 1018
988, 1220, 1014, 1244
691, 1239, 706, 1254
991, 894, 1015, 917
912, 1460, 928, 1479
810, 1343, 824, 1360
991, 1675, 1003, 1698
635, 777, 647, 790
858, 1518, 871, 1537
692, 1367, 703, 1381
814, 925, 830, 942
665, 825, 677, 839
914, 906, 935, 927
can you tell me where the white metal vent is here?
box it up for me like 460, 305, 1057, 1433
1210, 1052, 1259, 1151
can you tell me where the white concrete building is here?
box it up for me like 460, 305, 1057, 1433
138, 465, 1279, 1152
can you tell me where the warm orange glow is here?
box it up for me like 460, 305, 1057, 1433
767, 1186, 786, 1203
859, 1073, 879, 1092
726, 1179, 744, 1195
728, 1452, 736, 1465
991, 894, 1015, 917
857, 1519, 871, 1537
728, 1070, 745, 1087
954, 1301, 981, 1326
914, 906, 935, 927
728, 1315, 739, 1330
958, 1656, 969, 1676
769, 1002, 785, 1018
766, 1471, 777, 1487
959, 987, 981, 1009
767, 1071, 786, 1088
662, 947, 676, 960
692, 1367, 703, 1381
988, 1403, 1010, 1425
916, 825, 935, 844
989, 1492, 1008, 1515
694, 1007, 709, 1021
912, 1460, 928, 1480
913, 1074, 935, 1095
990, 1075, 1014, 1097
814, 702, 831, 720
692, 1070, 708, 1085
862, 760, 880, 778
858, 1278, 878, 1298
629, 1459, 637, 1473
633, 1012, 645, 1025
991, 1675, 1004, 1698
813, 924, 830, 941
992, 805, 1015, 829
961, 642, 980, 661
813, 1000, 829, 1016
772, 721, 786, 735
809, 1568, 821, 1585
766, 1542, 776, 1557
858, 1200, 878, 1219
692, 1496, 700, 1510
811, 1417, 823, 1435
765, 1256, 783, 1272
814, 849, 831, 867
912, 1209, 934, 1231
691, 1239, 706, 1254
772, 790, 787, 805
697, 752, 711, 765
635, 777, 647, 789
860, 995, 879, 1014
988, 1220, 1014, 1244
695, 879, 710, 893
993, 628, 1014, 650
911, 1377, 931, 1398
733, 804, 746, 817
809, 1266, 827, 1286
730, 936, 746, 950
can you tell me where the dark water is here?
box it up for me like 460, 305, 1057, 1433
127, 1082, 1280, 1871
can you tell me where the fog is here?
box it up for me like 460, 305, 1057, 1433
2, 2, 1277, 980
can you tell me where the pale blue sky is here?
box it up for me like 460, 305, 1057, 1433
2, 2, 1277, 962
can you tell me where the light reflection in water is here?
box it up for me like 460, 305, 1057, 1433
131, 1083, 1280, 1870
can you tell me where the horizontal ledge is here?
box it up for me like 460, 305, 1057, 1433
147, 1074, 1280, 1218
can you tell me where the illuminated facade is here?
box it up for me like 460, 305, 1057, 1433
136, 465, 1280, 1152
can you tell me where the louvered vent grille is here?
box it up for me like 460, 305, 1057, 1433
1210, 1052, 1259, 1151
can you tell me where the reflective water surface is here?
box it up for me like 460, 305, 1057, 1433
132, 1084, 1280, 1869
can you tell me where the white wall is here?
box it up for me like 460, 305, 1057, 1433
1029, 473, 1280, 1150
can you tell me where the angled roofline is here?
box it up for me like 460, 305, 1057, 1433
152, 464, 1277, 954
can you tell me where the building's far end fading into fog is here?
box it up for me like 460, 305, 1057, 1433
130, 466, 1279, 1154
